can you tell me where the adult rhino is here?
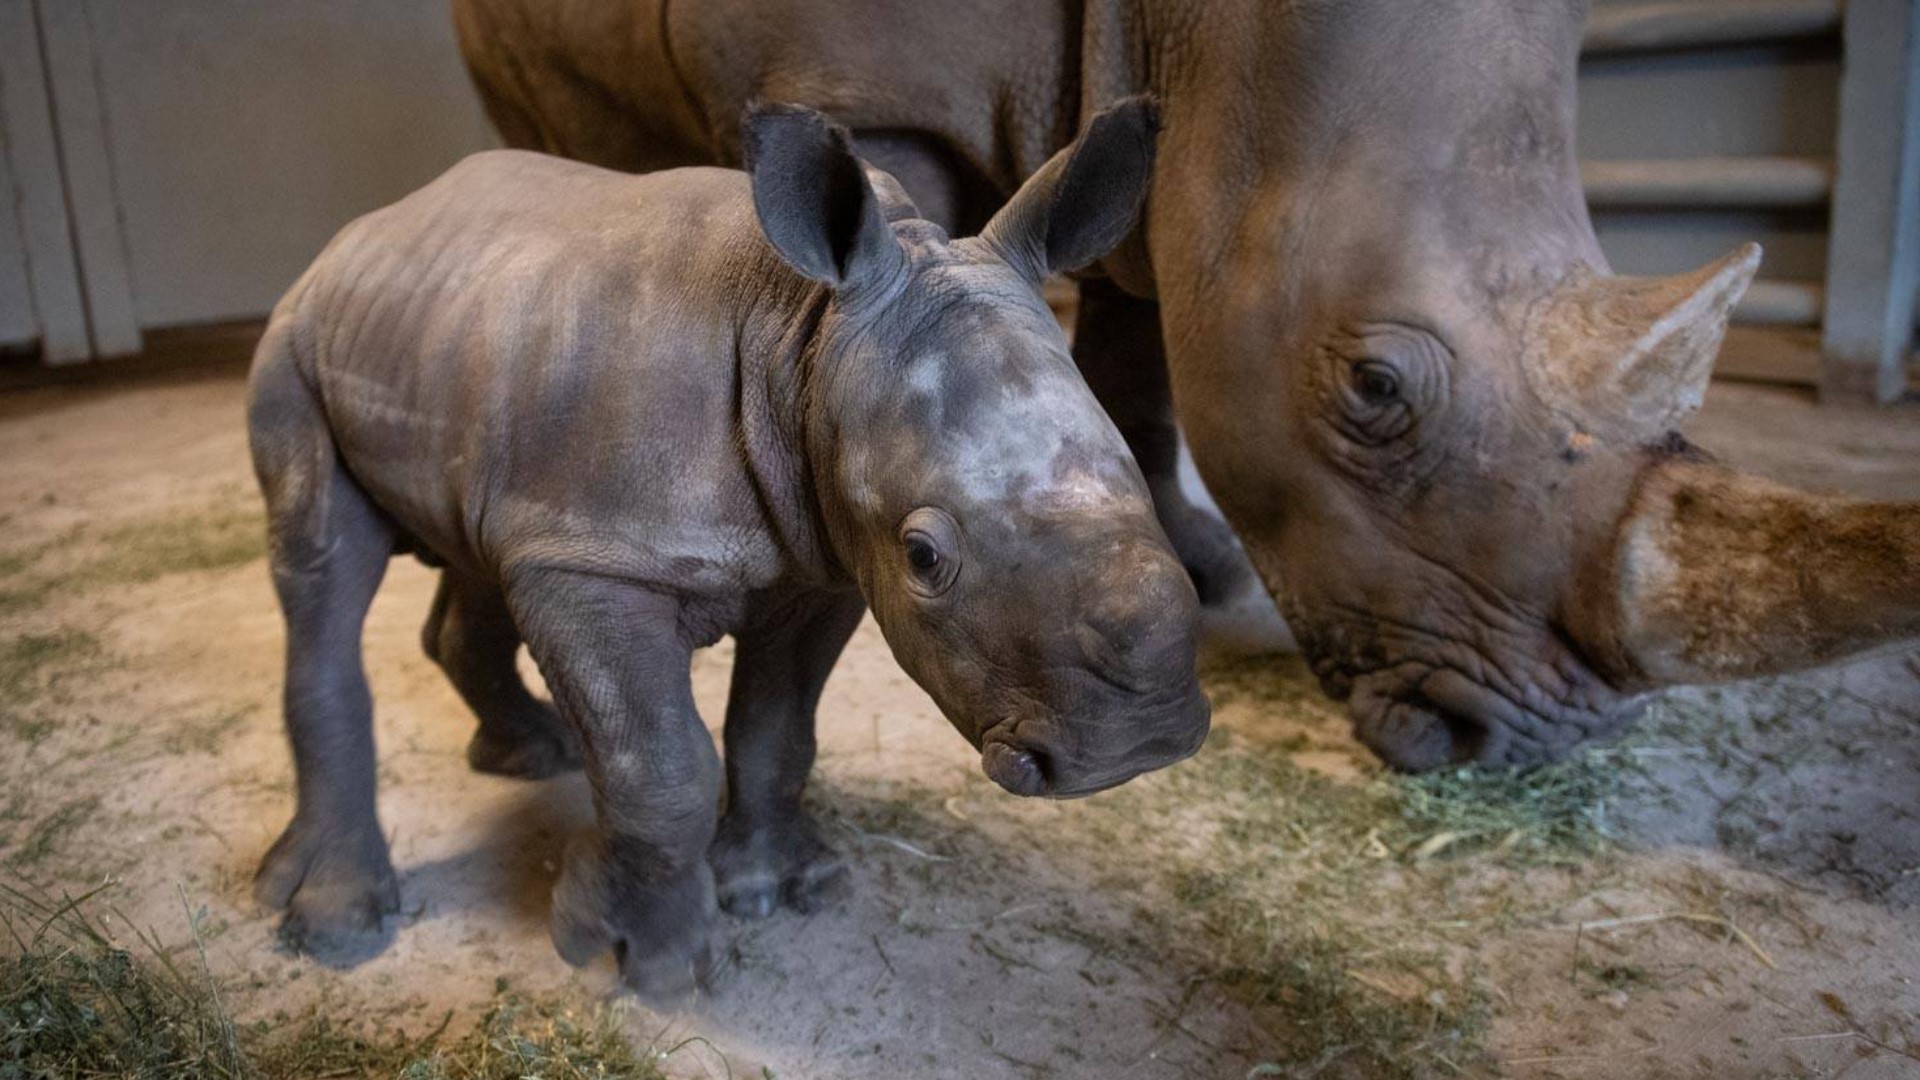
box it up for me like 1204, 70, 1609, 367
455, 0, 1920, 770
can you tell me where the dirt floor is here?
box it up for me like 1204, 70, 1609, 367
1, 354, 1917, 1079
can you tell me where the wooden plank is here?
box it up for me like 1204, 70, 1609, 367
1582, 156, 1832, 208
1821, 0, 1920, 404
1717, 325, 1825, 386
1584, 0, 1844, 54
0, 0, 90, 362
32, 0, 141, 359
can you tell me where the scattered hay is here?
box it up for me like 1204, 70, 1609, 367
0, 628, 103, 745
4, 797, 102, 870
0, 882, 671, 1079
1080, 657, 1639, 1077
83, 505, 266, 588
0, 500, 266, 618
1, 882, 250, 1077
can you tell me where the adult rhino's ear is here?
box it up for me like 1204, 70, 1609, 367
980, 96, 1160, 283
744, 103, 907, 292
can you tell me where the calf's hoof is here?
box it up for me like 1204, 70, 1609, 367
709, 812, 850, 919
466, 720, 581, 780
550, 833, 715, 1004
254, 819, 399, 964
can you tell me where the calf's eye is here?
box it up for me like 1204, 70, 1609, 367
898, 507, 963, 598
906, 536, 942, 573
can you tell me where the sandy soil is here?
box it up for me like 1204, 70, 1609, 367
1, 366, 1917, 1079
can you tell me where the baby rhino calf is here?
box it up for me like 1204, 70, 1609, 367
247, 100, 1209, 997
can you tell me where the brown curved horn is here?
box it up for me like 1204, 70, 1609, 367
1528, 244, 1761, 439
1608, 459, 1920, 685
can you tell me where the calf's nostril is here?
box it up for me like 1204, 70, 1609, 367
981, 742, 1049, 797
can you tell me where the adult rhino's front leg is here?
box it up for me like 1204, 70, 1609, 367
506, 569, 720, 1001
709, 591, 865, 919
1073, 278, 1253, 607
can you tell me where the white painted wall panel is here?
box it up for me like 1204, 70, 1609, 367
0, 0, 91, 361
77, 0, 496, 329
0, 127, 37, 349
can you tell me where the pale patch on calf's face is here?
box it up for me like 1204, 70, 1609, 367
938, 366, 1144, 514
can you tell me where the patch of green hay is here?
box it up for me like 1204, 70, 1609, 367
0, 628, 102, 745
161, 705, 256, 757
0, 629, 100, 697
1391, 756, 1629, 864
0, 531, 76, 616
251, 985, 671, 1080
84, 504, 266, 588
0, 503, 266, 617
3, 797, 101, 870
0, 883, 672, 1079
0, 882, 250, 1078
1082, 658, 1639, 1076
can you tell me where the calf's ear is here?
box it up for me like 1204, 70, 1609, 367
980, 97, 1160, 283
744, 103, 906, 293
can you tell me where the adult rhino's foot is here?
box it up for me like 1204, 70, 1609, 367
254, 817, 399, 965
466, 711, 581, 780
709, 810, 849, 920
551, 831, 715, 1005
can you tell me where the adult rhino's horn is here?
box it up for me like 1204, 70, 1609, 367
1603, 459, 1920, 685
1531, 244, 1761, 438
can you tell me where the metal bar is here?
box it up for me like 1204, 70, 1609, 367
1582, 156, 1833, 208
1584, 0, 1844, 54
0, 0, 90, 362
1821, 0, 1920, 404
1735, 279, 1826, 326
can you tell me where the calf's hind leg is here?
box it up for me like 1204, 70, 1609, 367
422, 572, 580, 779
250, 371, 401, 956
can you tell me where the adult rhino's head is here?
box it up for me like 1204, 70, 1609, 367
745, 99, 1209, 796
1140, 0, 1920, 769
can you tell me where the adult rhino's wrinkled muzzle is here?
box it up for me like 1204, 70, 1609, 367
1332, 662, 1644, 772
1292, 599, 1645, 772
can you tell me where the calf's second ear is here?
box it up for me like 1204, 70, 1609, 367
744, 103, 907, 292
980, 96, 1160, 283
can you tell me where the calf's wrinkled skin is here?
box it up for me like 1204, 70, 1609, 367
247, 99, 1207, 997
456, 0, 1920, 770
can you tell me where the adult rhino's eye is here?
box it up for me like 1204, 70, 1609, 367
1326, 325, 1447, 450
1352, 361, 1400, 404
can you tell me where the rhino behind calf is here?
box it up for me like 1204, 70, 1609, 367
246, 99, 1208, 996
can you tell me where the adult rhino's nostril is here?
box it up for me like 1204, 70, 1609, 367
982, 742, 1049, 797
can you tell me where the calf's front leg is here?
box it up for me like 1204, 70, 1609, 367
709, 591, 866, 918
505, 569, 720, 1000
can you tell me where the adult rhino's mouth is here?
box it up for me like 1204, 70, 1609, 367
1307, 650, 1643, 772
